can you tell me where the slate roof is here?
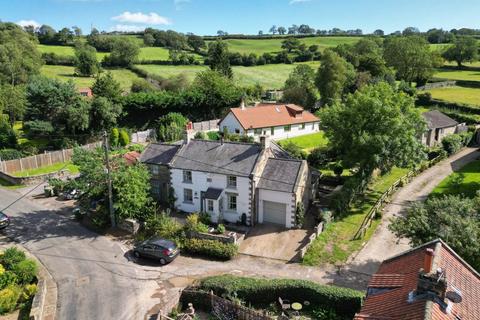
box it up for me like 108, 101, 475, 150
257, 158, 302, 193
422, 110, 458, 130
139, 143, 180, 165
170, 140, 261, 177
227, 103, 319, 129
354, 239, 480, 320
204, 187, 223, 200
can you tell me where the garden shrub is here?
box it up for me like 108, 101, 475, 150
0, 285, 21, 314
21, 283, 37, 301
157, 112, 188, 142
144, 213, 183, 239
198, 275, 364, 317
216, 224, 226, 234
194, 131, 207, 140
183, 239, 238, 260
0, 248, 26, 270
207, 131, 220, 140
185, 213, 209, 233
332, 163, 344, 177
0, 149, 24, 161
12, 260, 37, 285
23, 120, 54, 138
295, 202, 305, 227
330, 172, 370, 215
0, 272, 17, 290
119, 129, 130, 146
110, 128, 119, 147
281, 141, 307, 160
441, 134, 464, 155
307, 147, 327, 167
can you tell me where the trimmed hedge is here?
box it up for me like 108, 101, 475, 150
183, 239, 238, 260
441, 131, 474, 155
198, 275, 364, 317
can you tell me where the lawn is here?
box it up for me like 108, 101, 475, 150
427, 86, 480, 107
13, 122, 49, 149
207, 36, 361, 55
302, 167, 410, 266
430, 160, 480, 198
40, 65, 142, 91
12, 162, 79, 177
434, 68, 480, 82
278, 131, 327, 152
135, 61, 320, 89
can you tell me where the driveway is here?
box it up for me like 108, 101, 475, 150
346, 147, 480, 276
239, 224, 310, 261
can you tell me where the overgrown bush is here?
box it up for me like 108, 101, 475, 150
194, 131, 207, 140
185, 213, 209, 233
0, 285, 22, 314
307, 147, 328, 167
281, 141, 307, 159
119, 129, 130, 146
198, 275, 364, 317
11, 260, 37, 285
0, 248, 26, 270
0, 272, 17, 290
216, 224, 226, 234
183, 239, 238, 260
441, 133, 464, 155
23, 120, 54, 138
330, 172, 370, 215
295, 202, 305, 227
0, 149, 24, 161
110, 128, 119, 147
144, 213, 183, 239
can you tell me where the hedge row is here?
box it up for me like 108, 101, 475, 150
441, 131, 474, 155
197, 275, 364, 317
183, 239, 238, 260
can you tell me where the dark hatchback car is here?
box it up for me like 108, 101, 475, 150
0, 212, 10, 229
133, 237, 179, 265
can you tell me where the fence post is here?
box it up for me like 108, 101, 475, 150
48, 152, 52, 166
61, 149, 66, 163
19, 157, 24, 172
34, 154, 39, 170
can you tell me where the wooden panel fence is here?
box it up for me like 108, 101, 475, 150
352, 155, 443, 240
0, 142, 100, 175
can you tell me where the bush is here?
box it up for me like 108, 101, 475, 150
198, 275, 364, 317
216, 224, 226, 234
0, 149, 24, 161
330, 172, 370, 215
441, 134, 464, 155
21, 283, 37, 301
332, 163, 344, 176
0, 272, 17, 290
23, 120, 54, 138
110, 128, 119, 147
207, 131, 220, 140
295, 202, 305, 227
0, 285, 21, 314
183, 239, 238, 260
185, 213, 209, 233
12, 260, 37, 285
307, 148, 327, 167
281, 141, 307, 160
119, 129, 130, 146
194, 131, 207, 140
0, 248, 26, 270
144, 213, 183, 239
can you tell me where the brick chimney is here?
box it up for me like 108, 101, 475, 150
424, 248, 434, 273
417, 248, 447, 300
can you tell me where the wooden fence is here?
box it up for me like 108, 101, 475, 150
300, 222, 324, 258
352, 155, 443, 240
0, 142, 100, 175
190, 119, 219, 132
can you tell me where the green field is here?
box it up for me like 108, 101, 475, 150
135, 61, 320, 89
434, 68, 480, 82
303, 167, 410, 265
427, 86, 480, 106
278, 131, 327, 152
40, 65, 142, 91
431, 160, 480, 198
37, 44, 109, 60
207, 36, 361, 55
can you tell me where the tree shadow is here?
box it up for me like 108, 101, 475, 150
324, 259, 381, 291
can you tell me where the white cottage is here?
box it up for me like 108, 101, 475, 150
219, 102, 320, 141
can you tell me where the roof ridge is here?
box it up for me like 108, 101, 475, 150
267, 157, 302, 163
190, 138, 259, 147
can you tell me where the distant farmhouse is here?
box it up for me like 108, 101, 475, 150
219, 102, 320, 141
421, 110, 465, 147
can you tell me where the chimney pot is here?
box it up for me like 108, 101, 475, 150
424, 248, 435, 273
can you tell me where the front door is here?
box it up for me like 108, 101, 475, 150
200, 191, 205, 212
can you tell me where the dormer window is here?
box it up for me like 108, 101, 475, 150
227, 175, 237, 188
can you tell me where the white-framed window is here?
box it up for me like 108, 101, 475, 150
271, 127, 275, 136
151, 181, 161, 195
227, 194, 237, 211
207, 199, 214, 212
300, 123, 305, 130
183, 188, 193, 203
150, 165, 159, 175
227, 176, 237, 188
183, 170, 192, 183
284, 125, 291, 132
254, 128, 262, 135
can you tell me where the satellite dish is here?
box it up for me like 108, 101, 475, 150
446, 290, 463, 303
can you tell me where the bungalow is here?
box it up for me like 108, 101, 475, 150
355, 239, 480, 319
421, 110, 463, 147
141, 135, 311, 228
219, 102, 320, 141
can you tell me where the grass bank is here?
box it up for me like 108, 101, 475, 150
427, 86, 480, 107
430, 159, 480, 198
12, 162, 79, 177
302, 167, 409, 266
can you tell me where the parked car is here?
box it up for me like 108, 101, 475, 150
0, 212, 10, 229
133, 237, 179, 265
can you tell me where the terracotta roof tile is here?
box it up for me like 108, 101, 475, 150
229, 103, 319, 129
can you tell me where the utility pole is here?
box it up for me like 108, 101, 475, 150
103, 131, 116, 228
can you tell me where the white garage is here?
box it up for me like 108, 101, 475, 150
262, 201, 287, 225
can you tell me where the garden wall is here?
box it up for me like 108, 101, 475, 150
0, 169, 70, 186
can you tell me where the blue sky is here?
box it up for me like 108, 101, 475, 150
1, 0, 479, 35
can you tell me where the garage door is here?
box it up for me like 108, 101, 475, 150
263, 201, 287, 226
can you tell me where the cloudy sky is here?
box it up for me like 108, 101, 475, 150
3, 0, 480, 35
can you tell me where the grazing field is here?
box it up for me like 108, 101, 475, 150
208, 36, 361, 55
135, 61, 320, 89
40, 65, 142, 90
434, 68, 480, 82
303, 167, 410, 265
278, 131, 327, 152
431, 160, 480, 198
427, 86, 480, 106
37, 44, 109, 60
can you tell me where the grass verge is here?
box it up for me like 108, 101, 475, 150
430, 159, 480, 198
12, 162, 79, 177
302, 167, 409, 266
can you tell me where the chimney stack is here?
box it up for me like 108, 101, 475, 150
259, 136, 270, 149
240, 96, 246, 110
424, 248, 434, 273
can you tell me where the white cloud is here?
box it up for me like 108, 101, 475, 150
174, 0, 190, 10
111, 11, 171, 25
289, 0, 311, 4
109, 24, 145, 32
16, 20, 41, 29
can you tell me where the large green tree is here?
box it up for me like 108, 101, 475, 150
0, 84, 27, 125
283, 64, 319, 109
390, 195, 480, 271
89, 97, 122, 132
384, 36, 434, 85
74, 43, 100, 77
442, 36, 479, 68
103, 38, 140, 67
319, 82, 426, 174
315, 50, 356, 105
0, 22, 42, 86
207, 40, 233, 78
92, 72, 122, 103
